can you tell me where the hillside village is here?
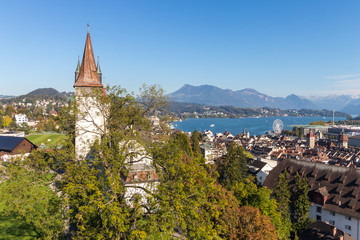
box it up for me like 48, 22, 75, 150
0, 89, 71, 133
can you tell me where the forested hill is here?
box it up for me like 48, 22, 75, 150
168, 101, 350, 119
26, 88, 65, 98
0, 88, 74, 105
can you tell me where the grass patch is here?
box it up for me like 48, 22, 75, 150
0, 184, 39, 240
26, 133, 66, 148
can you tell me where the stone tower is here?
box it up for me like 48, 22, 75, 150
339, 133, 348, 149
307, 128, 315, 149
74, 26, 105, 159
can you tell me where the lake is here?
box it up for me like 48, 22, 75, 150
172, 116, 346, 136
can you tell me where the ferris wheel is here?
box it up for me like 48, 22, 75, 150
272, 119, 284, 135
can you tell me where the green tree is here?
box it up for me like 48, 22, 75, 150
299, 127, 304, 139
231, 177, 287, 240
190, 129, 202, 156
57, 104, 75, 137
152, 137, 248, 239
0, 157, 64, 239
293, 126, 299, 137
218, 142, 248, 189
173, 132, 193, 156
5, 105, 16, 116
290, 172, 310, 235
44, 118, 56, 132
273, 170, 292, 239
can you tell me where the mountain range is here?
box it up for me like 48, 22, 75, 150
2, 85, 360, 115
168, 84, 360, 115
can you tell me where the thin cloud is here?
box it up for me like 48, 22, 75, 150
325, 74, 360, 80
308, 74, 360, 96
331, 78, 360, 87
306, 78, 360, 96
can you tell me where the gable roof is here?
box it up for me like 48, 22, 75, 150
248, 160, 267, 170
0, 136, 35, 152
299, 221, 353, 240
264, 158, 360, 219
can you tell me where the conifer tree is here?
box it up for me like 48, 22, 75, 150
273, 170, 292, 239
173, 132, 193, 156
190, 129, 202, 156
290, 172, 310, 235
218, 142, 248, 189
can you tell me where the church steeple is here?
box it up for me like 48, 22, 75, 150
74, 25, 103, 88
96, 56, 102, 83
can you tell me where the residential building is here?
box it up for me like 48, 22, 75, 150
299, 221, 353, 240
15, 114, 28, 125
247, 159, 274, 185
264, 158, 360, 240
0, 136, 37, 163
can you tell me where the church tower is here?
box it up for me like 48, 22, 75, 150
307, 128, 315, 149
74, 26, 105, 159
339, 133, 348, 149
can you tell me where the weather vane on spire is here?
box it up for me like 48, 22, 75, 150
87, 24, 89, 33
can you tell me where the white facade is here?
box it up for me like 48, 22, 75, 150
200, 144, 226, 164
255, 163, 273, 185
247, 160, 274, 185
75, 88, 106, 160
309, 203, 359, 239
122, 140, 159, 204
15, 114, 28, 125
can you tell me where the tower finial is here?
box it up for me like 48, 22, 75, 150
87, 24, 89, 33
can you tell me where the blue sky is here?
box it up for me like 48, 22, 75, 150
1, 0, 360, 97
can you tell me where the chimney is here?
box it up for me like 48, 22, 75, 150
339, 234, 344, 240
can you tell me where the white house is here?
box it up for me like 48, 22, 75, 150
15, 114, 28, 125
247, 159, 274, 185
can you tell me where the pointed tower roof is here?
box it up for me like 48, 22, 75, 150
75, 56, 80, 73
96, 56, 102, 74
74, 27, 103, 88
339, 133, 348, 142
